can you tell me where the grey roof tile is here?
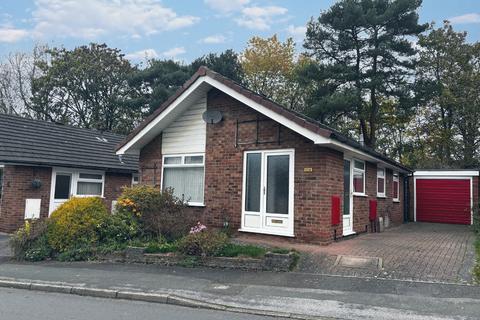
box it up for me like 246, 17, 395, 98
0, 114, 138, 172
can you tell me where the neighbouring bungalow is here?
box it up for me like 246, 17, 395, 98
116, 67, 411, 244
0, 114, 138, 233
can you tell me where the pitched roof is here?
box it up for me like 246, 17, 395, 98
0, 113, 138, 172
117, 66, 410, 173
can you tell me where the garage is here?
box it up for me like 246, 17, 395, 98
414, 170, 479, 225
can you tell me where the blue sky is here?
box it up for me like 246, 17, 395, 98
0, 0, 479, 63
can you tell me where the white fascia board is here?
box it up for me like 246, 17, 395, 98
316, 138, 410, 174
116, 78, 207, 155
414, 170, 479, 177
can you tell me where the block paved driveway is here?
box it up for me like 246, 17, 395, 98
238, 223, 476, 283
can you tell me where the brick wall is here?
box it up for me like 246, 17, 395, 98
0, 165, 134, 233
139, 89, 406, 244
0, 165, 52, 233
104, 172, 133, 212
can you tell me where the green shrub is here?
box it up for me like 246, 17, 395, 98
99, 210, 140, 246
47, 197, 108, 253
178, 230, 229, 257
117, 186, 193, 240
10, 220, 52, 261
218, 243, 266, 258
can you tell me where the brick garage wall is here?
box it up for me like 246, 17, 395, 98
0, 165, 52, 233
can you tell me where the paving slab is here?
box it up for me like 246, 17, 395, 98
236, 222, 476, 283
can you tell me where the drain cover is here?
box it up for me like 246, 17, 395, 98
334, 255, 382, 270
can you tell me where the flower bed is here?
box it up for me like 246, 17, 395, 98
97, 246, 297, 272
10, 186, 299, 271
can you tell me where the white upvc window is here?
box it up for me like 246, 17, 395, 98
0, 165, 4, 199
393, 172, 400, 202
76, 172, 104, 197
353, 159, 366, 195
377, 167, 386, 197
132, 173, 139, 186
162, 153, 205, 206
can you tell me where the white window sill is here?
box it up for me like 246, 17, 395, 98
353, 193, 368, 197
377, 195, 386, 198
393, 199, 400, 203
187, 203, 205, 207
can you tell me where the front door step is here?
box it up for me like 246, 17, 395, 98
334, 255, 383, 270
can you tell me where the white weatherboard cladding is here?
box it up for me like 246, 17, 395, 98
161, 95, 206, 154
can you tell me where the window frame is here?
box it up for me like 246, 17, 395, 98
377, 167, 386, 198
132, 173, 139, 186
352, 159, 366, 196
75, 170, 105, 198
161, 153, 205, 206
393, 172, 400, 202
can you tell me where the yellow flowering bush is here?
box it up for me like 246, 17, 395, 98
47, 197, 108, 253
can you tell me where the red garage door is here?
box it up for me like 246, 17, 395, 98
416, 179, 471, 224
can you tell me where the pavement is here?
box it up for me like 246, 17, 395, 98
236, 223, 476, 283
0, 260, 479, 319
0, 287, 279, 320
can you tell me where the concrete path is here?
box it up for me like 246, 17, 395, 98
0, 261, 479, 319
236, 223, 476, 283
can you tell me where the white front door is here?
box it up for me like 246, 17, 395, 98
241, 150, 294, 237
343, 159, 354, 235
50, 172, 72, 213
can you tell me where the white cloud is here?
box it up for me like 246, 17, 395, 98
286, 25, 307, 42
0, 28, 29, 43
200, 34, 226, 44
125, 49, 159, 61
204, 0, 249, 13
32, 0, 200, 39
236, 6, 288, 30
162, 47, 186, 58
448, 13, 480, 24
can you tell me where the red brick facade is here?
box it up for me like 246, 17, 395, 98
0, 165, 133, 233
139, 89, 406, 244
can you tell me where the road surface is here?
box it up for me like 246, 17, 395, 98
0, 287, 280, 320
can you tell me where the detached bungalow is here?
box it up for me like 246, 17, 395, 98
116, 67, 411, 244
0, 114, 138, 233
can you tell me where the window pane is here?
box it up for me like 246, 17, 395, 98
245, 153, 261, 212
393, 181, 399, 199
163, 167, 204, 203
132, 174, 139, 184
354, 160, 365, 170
77, 182, 102, 196
79, 173, 102, 180
266, 155, 289, 214
185, 155, 203, 164
164, 156, 182, 164
353, 171, 364, 193
54, 175, 71, 199
377, 178, 385, 194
